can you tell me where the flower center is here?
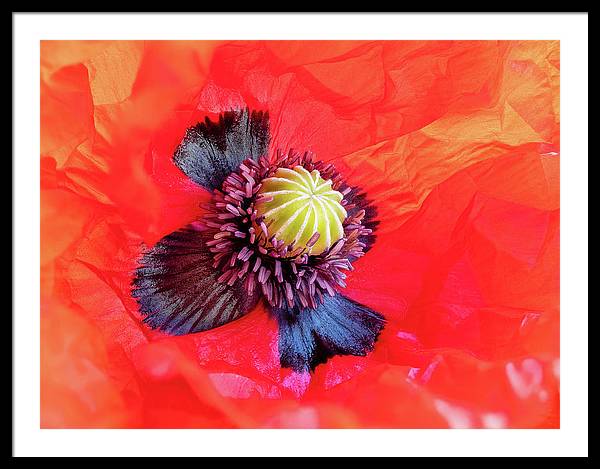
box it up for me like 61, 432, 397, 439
199, 150, 373, 309
254, 166, 347, 256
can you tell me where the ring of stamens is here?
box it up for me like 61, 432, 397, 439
198, 149, 372, 309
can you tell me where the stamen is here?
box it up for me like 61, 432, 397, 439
198, 149, 374, 309
275, 260, 283, 283
306, 232, 320, 248
328, 239, 345, 257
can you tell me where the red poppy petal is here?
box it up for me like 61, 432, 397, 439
346, 144, 558, 360
41, 40, 560, 428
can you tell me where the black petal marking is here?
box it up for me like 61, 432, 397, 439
271, 294, 385, 372
174, 108, 270, 191
132, 224, 260, 335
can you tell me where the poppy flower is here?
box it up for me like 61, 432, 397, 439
41, 40, 560, 428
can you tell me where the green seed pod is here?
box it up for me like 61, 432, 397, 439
255, 166, 347, 256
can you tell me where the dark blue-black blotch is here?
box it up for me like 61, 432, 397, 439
174, 108, 269, 191
271, 295, 385, 372
132, 225, 261, 335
